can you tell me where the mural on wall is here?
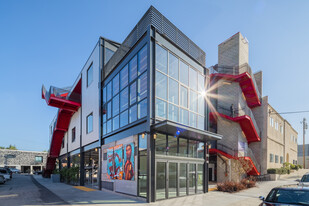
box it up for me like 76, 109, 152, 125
113, 144, 123, 180
124, 143, 135, 180
107, 147, 114, 179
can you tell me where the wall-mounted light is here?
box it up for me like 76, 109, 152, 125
208, 144, 211, 149
95, 148, 98, 152
153, 134, 157, 140
142, 133, 145, 139
78, 154, 80, 157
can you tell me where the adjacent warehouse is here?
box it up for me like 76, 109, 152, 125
0, 149, 47, 173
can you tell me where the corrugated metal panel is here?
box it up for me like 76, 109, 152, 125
104, 6, 206, 79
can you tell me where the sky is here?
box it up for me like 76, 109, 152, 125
0, 0, 309, 151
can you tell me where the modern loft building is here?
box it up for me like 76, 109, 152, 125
42, 6, 221, 202
209, 32, 298, 182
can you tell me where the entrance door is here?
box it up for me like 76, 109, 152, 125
156, 162, 166, 200
155, 159, 204, 200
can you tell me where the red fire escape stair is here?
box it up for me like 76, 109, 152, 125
210, 72, 261, 108
210, 112, 261, 144
209, 148, 260, 176
42, 79, 81, 175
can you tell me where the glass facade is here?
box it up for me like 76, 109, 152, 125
103, 44, 148, 135
155, 44, 205, 130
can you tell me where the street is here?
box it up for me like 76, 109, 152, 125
0, 174, 67, 206
0, 170, 307, 206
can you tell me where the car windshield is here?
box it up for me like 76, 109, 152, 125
300, 175, 309, 183
0, 170, 7, 174
265, 188, 309, 205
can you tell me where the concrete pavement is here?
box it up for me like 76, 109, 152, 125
8, 169, 308, 206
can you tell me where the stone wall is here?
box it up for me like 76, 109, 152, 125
0, 149, 47, 171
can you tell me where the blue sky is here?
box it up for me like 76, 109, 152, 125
0, 0, 308, 151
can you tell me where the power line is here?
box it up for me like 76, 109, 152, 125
270, 110, 309, 115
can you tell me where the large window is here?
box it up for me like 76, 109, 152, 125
87, 113, 93, 134
87, 64, 93, 87
72, 127, 76, 142
155, 44, 206, 130
103, 44, 148, 135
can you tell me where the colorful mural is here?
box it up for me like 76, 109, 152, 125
107, 147, 114, 179
124, 143, 135, 180
113, 144, 123, 180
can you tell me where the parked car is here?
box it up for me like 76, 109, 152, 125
297, 173, 309, 187
0, 168, 11, 180
5, 168, 13, 178
259, 185, 309, 206
10, 168, 21, 174
35, 170, 42, 175
0, 174, 6, 184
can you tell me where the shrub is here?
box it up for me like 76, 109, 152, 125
298, 164, 303, 169
217, 177, 256, 193
267, 168, 277, 174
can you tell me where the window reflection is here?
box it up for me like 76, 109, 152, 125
156, 44, 167, 74
156, 98, 167, 119
138, 45, 147, 74
169, 53, 178, 80
129, 55, 137, 82
156, 71, 167, 100
179, 61, 189, 86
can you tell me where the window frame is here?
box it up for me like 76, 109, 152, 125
86, 113, 93, 134
87, 63, 93, 87
72, 127, 76, 143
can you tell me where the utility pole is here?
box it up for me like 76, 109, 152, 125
301, 118, 308, 168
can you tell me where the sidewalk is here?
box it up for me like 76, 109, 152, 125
33, 169, 309, 206
32, 175, 146, 206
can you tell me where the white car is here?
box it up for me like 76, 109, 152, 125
0, 168, 11, 180
0, 175, 5, 184
298, 173, 309, 187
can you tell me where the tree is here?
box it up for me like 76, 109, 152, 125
6, 145, 17, 150
0, 146, 5, 149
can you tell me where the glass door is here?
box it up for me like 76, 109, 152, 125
156, 162, 166, 200
168, 162, 177, 198
179, 163, 187, 196
188, 164, 196, 194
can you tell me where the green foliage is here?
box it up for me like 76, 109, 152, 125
0, 145, 18, 150
59, 167, 79, 185
298, 164, 303, 169
267, 167, 291, 174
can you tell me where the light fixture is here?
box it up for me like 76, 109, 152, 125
142, 133, 145, 139
78, 154, 80, 157
95, 148, 98, 152
208, 144, 211, 149
153, 134, 157, 140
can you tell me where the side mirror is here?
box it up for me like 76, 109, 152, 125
259, 196, 265, 201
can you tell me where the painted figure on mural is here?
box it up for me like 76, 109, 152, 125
124, 144, 134, 180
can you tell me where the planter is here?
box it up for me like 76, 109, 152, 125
51, 174, 60, 183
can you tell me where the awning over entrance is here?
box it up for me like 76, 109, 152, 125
152, 120, 222, 142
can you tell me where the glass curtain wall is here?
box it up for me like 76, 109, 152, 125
103, 44, 148, 135
155, 44, 205, 130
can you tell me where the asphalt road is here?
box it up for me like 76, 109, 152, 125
0, 174, 68, 206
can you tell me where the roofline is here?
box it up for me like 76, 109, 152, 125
0, 149, 48, 154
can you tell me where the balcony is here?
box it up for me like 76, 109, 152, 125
210, 105, 261, 144
210, 63, 261, 108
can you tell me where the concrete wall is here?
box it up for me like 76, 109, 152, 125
68, 109, 81, 152
218, 32, 249, 67
284, 121, 298, 164
82, 42, 100, 147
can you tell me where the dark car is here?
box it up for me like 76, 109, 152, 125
259, 185, 309, 206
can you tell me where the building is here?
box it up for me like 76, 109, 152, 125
42, 6, 222, 202
0, 149, 47, 173
209, 32, 298, 182
298, 144, 309, 169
